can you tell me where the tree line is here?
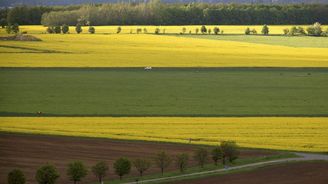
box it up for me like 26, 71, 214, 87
7, 141, 239, 184
1, 2, 328, 27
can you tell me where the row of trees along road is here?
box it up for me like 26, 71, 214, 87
7, 141, 239, 184
1, 2, 328, 26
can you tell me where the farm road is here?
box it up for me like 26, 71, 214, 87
124, 152, 328, 184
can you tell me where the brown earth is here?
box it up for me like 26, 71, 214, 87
0, 133, 276, 184
174, 161, 328, 184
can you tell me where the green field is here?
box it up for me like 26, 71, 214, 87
176, 34, 328, 48
1, 68, 328, 116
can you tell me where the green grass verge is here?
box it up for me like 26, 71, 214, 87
104, 152, 296, 184
1, 68, 328, 116
175, 34, 328, 48
162, 160, 328, 184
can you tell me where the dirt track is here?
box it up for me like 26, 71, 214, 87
174, 162, 328, 184
0, 133, 275, 184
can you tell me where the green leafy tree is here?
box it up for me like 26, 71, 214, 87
175, 153, 189, 173
5, 25, 11, 34
88, 26, 95, 34
67, 161, 88, 184
92, 161, 109, 184
307, 22, 323, 36
35, 164, 60, 184
62, 24, 69, 34
154, 151, 171, 175
46, 27, 54, 34
11, 23, 19, 34
213, 27, 220, 35
220, 141, 240, 165
261, 24, 269, 35
133, 158, 151, 177
193, 148, 208, 168
117, 26, 122, 34
54, 26, 61, 34
245, 27, 251, 35
182, 27, 186, 34
251, 29, 257, 34
8, 169, 25, 184
283, 28, 289, 35
0, 18, 6, 28
211, 147, 223, 166
155, 28, 160, 34
201, 25, 207, 34
75, 24, 83, 34
113, 158, 131, 180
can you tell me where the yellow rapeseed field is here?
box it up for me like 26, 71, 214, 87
1, 31, 328, 67
0, 117, 327, 152
1, 25, 328, 68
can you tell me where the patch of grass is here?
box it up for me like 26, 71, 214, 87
176, 34, 328, 48
1, 68, 328, 116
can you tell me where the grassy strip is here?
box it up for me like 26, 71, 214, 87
160, 160, 328, 184
104, 153, 296, 184
1, 68, 328, 116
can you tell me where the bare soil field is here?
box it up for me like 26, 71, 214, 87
0, 133, 276, 184
175, 161, 328, 184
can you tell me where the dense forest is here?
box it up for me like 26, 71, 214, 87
1, 2, 328, 26
1, 0, 328, 7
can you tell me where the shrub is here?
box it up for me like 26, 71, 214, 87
136, 28, 142, 34
35, 164, 60, 184
54, 26, 61, 34
75, 24, 82, 34
290, 26, 306, 36
208, 29, 211, 34
117, 26, 122, 34
251, 29, 257, 34
261, 24, 269, 35
8, 169, 25, 184
62, 24, 69, 34
67, 161, 88, 184
182, 27, 186, 34
195, 28, 199, 34
220, 141, 240, 165
6, 25, 12, 34
88, 26, 95, 34
307, 22, 323, 36
154, 151, 171, 175
175, 153, 189, 173
245, 27, 251, 35
12, 23, 19, 34
283, 28, 289, 35
92, 161, 109, 184
213, 27, 220, 35
211, 147, 223, 166
133, 158, 151, 177
155, 28, 160, 34
46, 27, 54, 34
193, 148, 208, 168
114, 158, 131, 180
143, 28, 148, 33
201, 25, 207, 34
6, 24, 20, 34
0, 18, 7, 28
